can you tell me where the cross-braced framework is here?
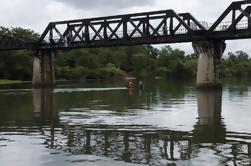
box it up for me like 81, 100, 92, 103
208, 0, 251, 39
37, 10, 206, 50
0, 0, 251, 51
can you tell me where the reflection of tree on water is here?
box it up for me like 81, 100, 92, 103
54, 79, 192, 114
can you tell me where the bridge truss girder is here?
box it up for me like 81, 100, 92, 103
37, 10, 206, 50
1, 1, 251, 51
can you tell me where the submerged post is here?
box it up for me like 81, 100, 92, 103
32, 51, 55, 87
192, 40, 226, 89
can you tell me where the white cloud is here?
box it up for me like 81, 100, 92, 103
55, 0, 155, 10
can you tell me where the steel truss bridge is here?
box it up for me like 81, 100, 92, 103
1, 0, 251, 51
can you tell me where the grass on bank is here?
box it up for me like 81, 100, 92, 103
0, 79, 25, 85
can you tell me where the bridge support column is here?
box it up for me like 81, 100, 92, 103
192, 40, 226, 89
32, 51, 55, 87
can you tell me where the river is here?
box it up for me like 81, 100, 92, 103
0, 79, 250, 166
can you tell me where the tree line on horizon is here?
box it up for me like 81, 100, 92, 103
0, 26, 251, 81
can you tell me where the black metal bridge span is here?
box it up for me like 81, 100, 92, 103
1, 0, 251, 51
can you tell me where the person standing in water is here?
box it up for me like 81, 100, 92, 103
139, 81, 144, 90
128, 81, 134, 88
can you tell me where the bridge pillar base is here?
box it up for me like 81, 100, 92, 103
192, 40, 226, 90
32, 51, 55, 88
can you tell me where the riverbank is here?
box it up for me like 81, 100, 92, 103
0, 79, 26, 85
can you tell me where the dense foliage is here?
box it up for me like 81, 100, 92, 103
222, 51, 251, 77
0, 27, 251, 81
0, 27, 39, 80
55, 45, 197, 80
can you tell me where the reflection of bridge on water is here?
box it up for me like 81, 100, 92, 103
30, 89, 251, 165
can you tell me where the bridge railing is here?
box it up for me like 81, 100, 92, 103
208, 20, 248, 31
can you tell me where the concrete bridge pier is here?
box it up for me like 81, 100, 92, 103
192, 40, 226, 89
32, 51, 55, 87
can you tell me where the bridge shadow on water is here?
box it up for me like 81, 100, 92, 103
0, 86, 251, 165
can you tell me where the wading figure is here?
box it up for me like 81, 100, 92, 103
139, 81, 144, 90
128, 81, 134, 89
127, 81, 135, 95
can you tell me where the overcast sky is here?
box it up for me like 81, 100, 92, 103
0, 0, 250, 55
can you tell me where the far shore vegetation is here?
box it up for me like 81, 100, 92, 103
1, 26, 251, 82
